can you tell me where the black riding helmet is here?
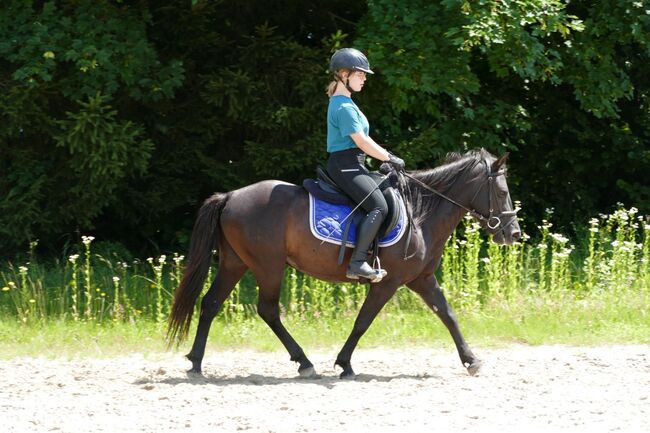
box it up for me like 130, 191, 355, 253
329, 48, 374, 74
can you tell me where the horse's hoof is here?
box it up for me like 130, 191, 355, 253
334, 359, 356, 380
298, 366, 318, 378
466, 360, 483, 376
187, 367, 203, 376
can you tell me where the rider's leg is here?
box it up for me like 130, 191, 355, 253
346, 208, 386, 280
327, 150, 389, 281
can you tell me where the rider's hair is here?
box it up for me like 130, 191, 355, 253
326, 69, 350, 97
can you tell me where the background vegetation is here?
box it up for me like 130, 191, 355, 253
1, 0, 649, 257
1, 206, 648, 356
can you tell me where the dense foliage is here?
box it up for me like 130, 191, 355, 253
1, 0, 649, 257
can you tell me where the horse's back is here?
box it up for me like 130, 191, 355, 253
225, 180, 301, 215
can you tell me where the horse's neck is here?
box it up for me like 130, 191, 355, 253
426, 201, 467, 242
419, 170, 477, 250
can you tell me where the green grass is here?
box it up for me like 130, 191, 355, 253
1, 290, 648, 360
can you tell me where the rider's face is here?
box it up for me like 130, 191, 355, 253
346, 70, 367, 92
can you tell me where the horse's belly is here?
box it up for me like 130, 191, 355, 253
285, 239, 353, 283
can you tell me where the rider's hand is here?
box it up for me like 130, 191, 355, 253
387, 153, 405, 171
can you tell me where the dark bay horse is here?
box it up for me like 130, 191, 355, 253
168, 148, 521, 378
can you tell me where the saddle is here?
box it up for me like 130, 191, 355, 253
302, 166, 407, 266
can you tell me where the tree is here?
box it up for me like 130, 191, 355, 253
356, 0, 650, 231
0, 1, 183, 253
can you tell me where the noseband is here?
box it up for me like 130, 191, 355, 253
404, 158, 519, 235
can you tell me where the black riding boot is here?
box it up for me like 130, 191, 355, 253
346, 209, 387, 282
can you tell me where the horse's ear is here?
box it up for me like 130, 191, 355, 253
492, 152, 509, 172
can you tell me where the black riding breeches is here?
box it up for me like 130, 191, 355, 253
327, 149, 389, 218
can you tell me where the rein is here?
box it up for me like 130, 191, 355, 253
402, 160, 518, 234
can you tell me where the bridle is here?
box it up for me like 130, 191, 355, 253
403, 158, 519, 235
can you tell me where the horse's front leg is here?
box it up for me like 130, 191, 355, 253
335, 281, 399, 379
408, 273, 482, 376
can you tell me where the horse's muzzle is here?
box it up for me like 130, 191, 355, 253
492, 218, 521, 245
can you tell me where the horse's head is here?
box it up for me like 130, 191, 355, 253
468, 152, 521, 245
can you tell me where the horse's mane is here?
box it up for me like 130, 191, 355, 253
400, 149, 488, 227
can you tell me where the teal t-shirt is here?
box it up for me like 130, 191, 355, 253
327, 95, 369, 153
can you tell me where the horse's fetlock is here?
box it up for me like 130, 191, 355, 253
334, 359, 349, 369
290, 351, 306, 363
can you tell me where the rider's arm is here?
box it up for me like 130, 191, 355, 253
350, 132, 390, 162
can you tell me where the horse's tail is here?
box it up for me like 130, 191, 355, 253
167, 192, 229, 346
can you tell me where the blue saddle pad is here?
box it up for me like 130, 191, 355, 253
309, 194, 407, 248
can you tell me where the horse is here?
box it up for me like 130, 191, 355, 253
168, 148, 521, 379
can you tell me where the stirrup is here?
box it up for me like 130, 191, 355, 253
346, 261, 387, 283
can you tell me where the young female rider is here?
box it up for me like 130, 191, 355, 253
326, 48, 405, 283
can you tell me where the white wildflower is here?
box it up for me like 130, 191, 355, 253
18, 266, 28, 274
68, 254, 79, 263
549, 233, 569, 244
81, 236, 95, 245
112, 276, 120, 283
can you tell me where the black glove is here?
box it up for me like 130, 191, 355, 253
387, 153, 405, 171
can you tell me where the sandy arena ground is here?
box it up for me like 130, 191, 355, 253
1, 345, 649, 432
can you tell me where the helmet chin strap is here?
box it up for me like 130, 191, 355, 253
344, 77, 355, 93
345, 78, 356, 93
335, 73, 356, 93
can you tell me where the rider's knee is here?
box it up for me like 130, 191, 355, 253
369, 205, 388, 221
376, 202, 389, 219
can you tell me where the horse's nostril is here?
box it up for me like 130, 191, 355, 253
512, 230, 521, 241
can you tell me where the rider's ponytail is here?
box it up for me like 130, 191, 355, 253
325, 69, 350, 97
326, 79, 338, 97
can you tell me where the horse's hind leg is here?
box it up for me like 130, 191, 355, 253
408, 274, 481, 376
255, 270, 316, 378
186, 244, 247, 374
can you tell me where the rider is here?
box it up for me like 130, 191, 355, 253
326, 48, 405, 283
